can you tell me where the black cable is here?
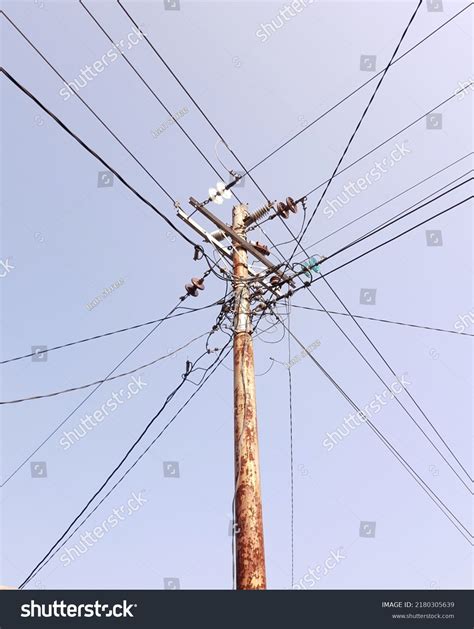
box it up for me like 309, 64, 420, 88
315, 278, 472, 489
0, 10, 176, 205
304, 153, 473, 253
299, 85, 471, 204
19, 342, 233, 589
254, 86, 472, 289
78, 1, 230, 193
260, 188, 474, 487
0, 67, 200, 250
116, 0, 271, 205
272, 312, 473, 545
334, 170, 473, 257
0, 331, 210, 405
291, 304, 474, 338
316, 196, 472, 281
0, 300, 222, 365
0, 296, 188, 487
282, 179, 469, 290
288, 0, 424, 262
322, 176, 473, 265
243, 4, 472, 177
268, 195, 472, 297
257, 192, 474, 490
245, 167, 472, 491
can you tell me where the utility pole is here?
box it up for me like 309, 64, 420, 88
232, 203, 266, 590
179, 194, 300, 589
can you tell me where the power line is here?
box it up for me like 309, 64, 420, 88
263, 190, 474, 487
320, 176, 473, 266
244, 3, 472, 177
319, 276, 473, 487
0, 300, 222, 365
0, 295, 190, 487
19, 342, 233, 589
261, 186, 473, 486
0, 9, 176, 205
303, 153, 473, 254
288, 0, 424, 261
272, 312, 473, 545
291, 305, 474, 338
116, 0, 271, 205
78, 0, 234, 196
293, 84, 472, 210
0, 67, 202, 251
0, 330, 210, 405
316, 196, 472, 281
255, 86, 472, 290
271, 195, 472, 297
333, 169, 473, 257
275, 166, 472, 254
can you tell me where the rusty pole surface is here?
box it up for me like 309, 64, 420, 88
232, 203, 267, 590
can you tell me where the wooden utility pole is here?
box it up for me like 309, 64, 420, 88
232, 203, 267, 589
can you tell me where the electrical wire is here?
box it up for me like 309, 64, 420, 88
0, 10, 175, 205
260, 187, 473, 488
321, 177, 473, 266
271, 311, 474, 545
291, 304, 474, 339
287, 0, 424, 263
0, 331, 210, 405
243, 4, 472, 178
299, 84, 472, 204
267, 195, 472, 297
19, 342, 233, 589
306, 282, 473, 491
316, 195, 472, 281
0, 67, 205, 252
116, 0, 271, 205
0, 299, 223, 365
303, 152, 473, 253
78, 0, 234, 197
0, 295, 189, 487
329, 169, 473, 258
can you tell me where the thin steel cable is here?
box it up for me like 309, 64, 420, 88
19, 342, 233, 589
303, 153, 473, 253
272, 311, 474, 545
244, 4, 472, 177
291, 305, 474, 338
288, 0, 424, 262
0, 10, 176, 205
305, 284, 472, 491
321, 276, 473, 484
0, 331, 209, 405
0, 67, 201, 250
0, 300, 222, 365
116, 0, 271, 204
0, 295, 189, 487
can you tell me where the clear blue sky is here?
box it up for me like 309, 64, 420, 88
1, 0, 472, 589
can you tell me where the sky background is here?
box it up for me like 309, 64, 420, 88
1, 0, 473, 590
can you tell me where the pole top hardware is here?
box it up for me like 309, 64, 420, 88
185, 277, 205, 297
251, 241, 270, 256
277, 196, 299, 219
